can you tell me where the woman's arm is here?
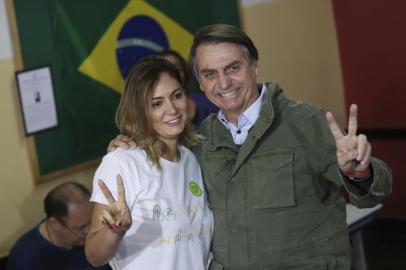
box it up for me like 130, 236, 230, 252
85, 176, 132, 266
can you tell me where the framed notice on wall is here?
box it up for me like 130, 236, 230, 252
15, 66, 59, 135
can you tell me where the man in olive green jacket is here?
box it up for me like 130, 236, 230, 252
189, 24, 391, 270
109, 24, 392, 269
194, 82, 391, 269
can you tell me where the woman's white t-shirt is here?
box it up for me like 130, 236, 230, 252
90, 146, 213, 270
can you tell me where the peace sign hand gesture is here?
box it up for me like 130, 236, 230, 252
98, 175, 132, 234
326, 104, 371, 176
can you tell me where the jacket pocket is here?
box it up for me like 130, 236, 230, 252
251, 150, 296, 209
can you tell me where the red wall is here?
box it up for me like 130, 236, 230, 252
371, 140, 406, 219
332, 0, 406, 219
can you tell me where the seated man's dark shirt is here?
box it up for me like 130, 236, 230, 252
7, 224, 111, 270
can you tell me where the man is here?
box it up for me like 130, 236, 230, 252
110, 24, 392, 269
7, 182, 111, 270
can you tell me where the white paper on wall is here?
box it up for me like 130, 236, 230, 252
0, 0, 13, 60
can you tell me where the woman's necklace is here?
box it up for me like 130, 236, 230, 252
45, 220, 54, 245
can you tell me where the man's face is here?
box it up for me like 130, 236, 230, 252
195, 42, 259, 122
58, 201, 91, 247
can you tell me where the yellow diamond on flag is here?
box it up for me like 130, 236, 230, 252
79, 0, 193, 93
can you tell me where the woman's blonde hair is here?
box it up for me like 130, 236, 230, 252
116, 56, 201, 169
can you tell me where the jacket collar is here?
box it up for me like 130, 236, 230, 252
203, 81, 284, 153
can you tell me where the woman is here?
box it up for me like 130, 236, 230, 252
157, 50, 218, 126
85, 56, 213, 270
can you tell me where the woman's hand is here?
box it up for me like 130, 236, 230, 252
98, 175, 132, 234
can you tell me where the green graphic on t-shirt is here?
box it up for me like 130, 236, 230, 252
189, 181, 202, 197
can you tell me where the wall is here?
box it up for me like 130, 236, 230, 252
0, 0, 97, 257
332, 0, 406, 129
241, 0, 346, 124
0, 0, 350, 256
331, 0, 406, 219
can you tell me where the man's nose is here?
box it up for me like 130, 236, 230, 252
218, 73, 231, 90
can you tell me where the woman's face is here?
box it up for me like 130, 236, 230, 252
150, 72, 188, 145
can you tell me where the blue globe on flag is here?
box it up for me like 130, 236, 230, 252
116, 15, 169, 78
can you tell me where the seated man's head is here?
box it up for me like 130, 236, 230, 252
44, 182, 91, 248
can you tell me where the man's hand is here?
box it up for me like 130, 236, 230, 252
107, 135, 135, 153
326, 104, 371, 175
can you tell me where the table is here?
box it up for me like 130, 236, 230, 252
346, 203, 383, 270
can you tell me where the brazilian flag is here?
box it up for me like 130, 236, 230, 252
13, 0, 240, 177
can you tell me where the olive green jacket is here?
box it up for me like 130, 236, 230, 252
193, 82, 392, 270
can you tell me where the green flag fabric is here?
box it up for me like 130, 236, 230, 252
13, 0, 240, 176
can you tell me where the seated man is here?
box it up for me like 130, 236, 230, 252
7, 182, 111, 270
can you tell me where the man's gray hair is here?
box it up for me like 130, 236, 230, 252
190, 24, 259, 78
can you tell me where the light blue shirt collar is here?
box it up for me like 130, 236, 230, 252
218, 83, 267, 145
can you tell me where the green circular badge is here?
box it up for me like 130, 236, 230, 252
189, 181, 203, 197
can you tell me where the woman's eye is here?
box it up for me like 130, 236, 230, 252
173, 91, 184, 99
152, 101, 162, 108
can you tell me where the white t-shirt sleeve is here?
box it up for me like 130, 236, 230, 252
90, 151, 137, 208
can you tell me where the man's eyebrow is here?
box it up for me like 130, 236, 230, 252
199, 68, 216, 74
224, 60, 241, 70
200, 61, 242, 74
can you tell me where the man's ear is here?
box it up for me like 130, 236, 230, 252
48, 217, 63, 228
253, 60, 259, 77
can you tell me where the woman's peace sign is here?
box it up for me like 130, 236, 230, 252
98, 175, 132, 234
